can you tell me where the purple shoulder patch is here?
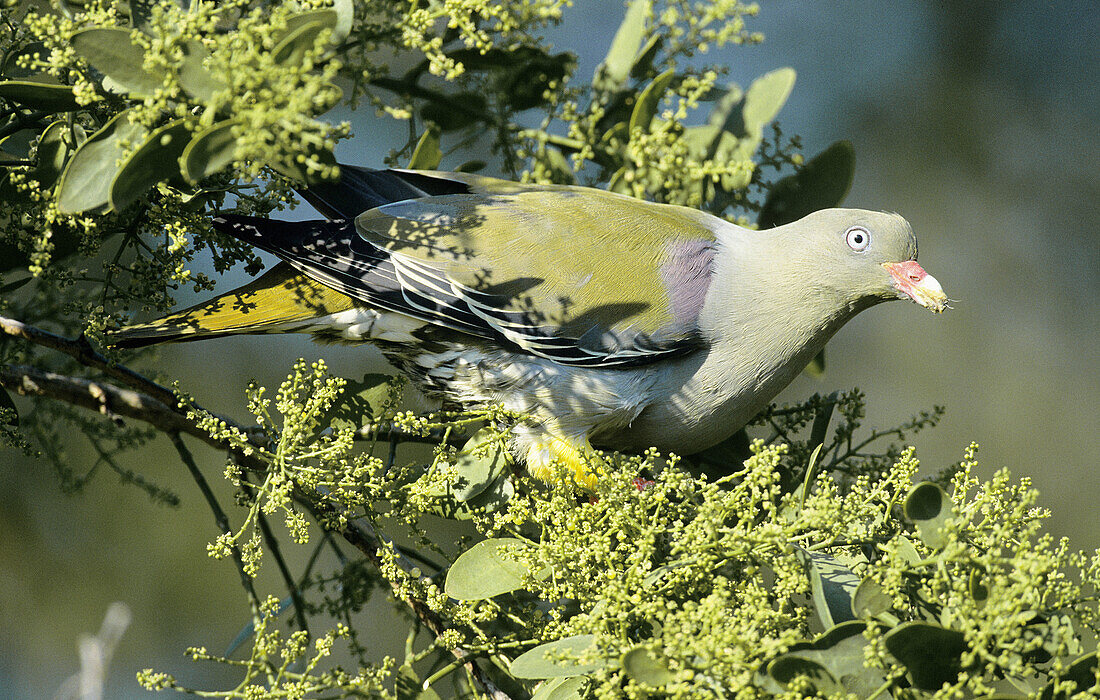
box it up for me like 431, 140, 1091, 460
660, 239, 716, 327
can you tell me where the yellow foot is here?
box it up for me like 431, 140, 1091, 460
525, 436, 602, 490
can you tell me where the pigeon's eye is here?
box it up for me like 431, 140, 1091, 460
845, 226, 870, 251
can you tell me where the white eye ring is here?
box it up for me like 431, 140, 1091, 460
845, 226, 870, 251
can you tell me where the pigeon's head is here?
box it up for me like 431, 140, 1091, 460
795, 209, 948, 313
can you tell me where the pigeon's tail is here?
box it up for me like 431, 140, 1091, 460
298, 165, 470, 220
109, 262, 357, 348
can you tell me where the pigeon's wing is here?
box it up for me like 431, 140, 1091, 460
220, 170, 721, 367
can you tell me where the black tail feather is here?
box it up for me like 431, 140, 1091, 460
297, 165, 470, 220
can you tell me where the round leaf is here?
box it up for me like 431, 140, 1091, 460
445, 537, 529, 601
327, 373, 395, 431
532, 675, 587, 700
71, 28, 163, 96
883, 621, 967, 691
767, 655, 841, 694
905, 481, 952, 549
109, 118, 192, 210
448, 429, 508, 501
758, 140, 856, 229
851, 577, 892, 619
628, 68, 675, 134
593, 0, 651, 92
180, 120, 237, 184
621, 647, 674, 687
56, 109, 147, 214
28, 121, 72, 190
407, 127, 442, 170
451, 471, 515, 521
0, 81, 80, 111
510, 635, 605, 679
968, 566, 990, 604
905, 482, 947, 521
330, 0, 354, 44
272, 20, 331, 67
741, 67, 796, 136
178, 41, 225, 102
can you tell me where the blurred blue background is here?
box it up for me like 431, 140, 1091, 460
1, 1, 1097, 696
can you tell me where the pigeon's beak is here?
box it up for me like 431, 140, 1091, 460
883, 261, 947, 313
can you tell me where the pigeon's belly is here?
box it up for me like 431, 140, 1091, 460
597, 330, 833, 455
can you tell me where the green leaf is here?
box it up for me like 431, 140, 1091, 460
804, 349, 826, 377
758, 140, 856, 229
531, 675, 587, 700
56, 109, 147, 214
272, 19, 333, 67
455, 159, 486, 173
705, 83, 745, 131
0, 385, 19, 426
408, 127, 442, 170
883, 621, 967, 691
800, 548, 859, 628
968, 565, 990, 604
628, 34, 663, 80
628, 68, 675, 134
594, 0, 651, 92
0, 81, 80, 111
502, 52, 574, 111
420, 93, 486, 132
328, 373, 395, 431
395, 664, 442, 700
767, 655, 842, 694
621, 647, 674, 687
265, 136, 338, 185
542, 147, 574, 183
445, 538, 529, 601
330, 0, 354, 44
282, 9, 338, 42
70, 27, 162, 96
448, 429, 508, 501
740, 67, 796, 137
179, 119, 237, 185
904, 481, 952, 549
178, 41, 224, 102
510, 635, 605, 679
109, 118, 191, 210
851, 577, 892, 619
777, 622, 888, 696
28, 120, 73, 190
452, 471, 515, 521
1040, 652, 1097, 700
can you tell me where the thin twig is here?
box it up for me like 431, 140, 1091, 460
242, 477, 312, 637
169, 432, 262, 617
337, 519, 512, 700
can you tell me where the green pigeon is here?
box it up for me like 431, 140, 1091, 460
113, 166, 947, 485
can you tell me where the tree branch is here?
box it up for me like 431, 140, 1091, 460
0, 362, 269, 470
0, 315, 180, 407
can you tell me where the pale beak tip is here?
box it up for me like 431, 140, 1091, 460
884, 261, 948, 313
